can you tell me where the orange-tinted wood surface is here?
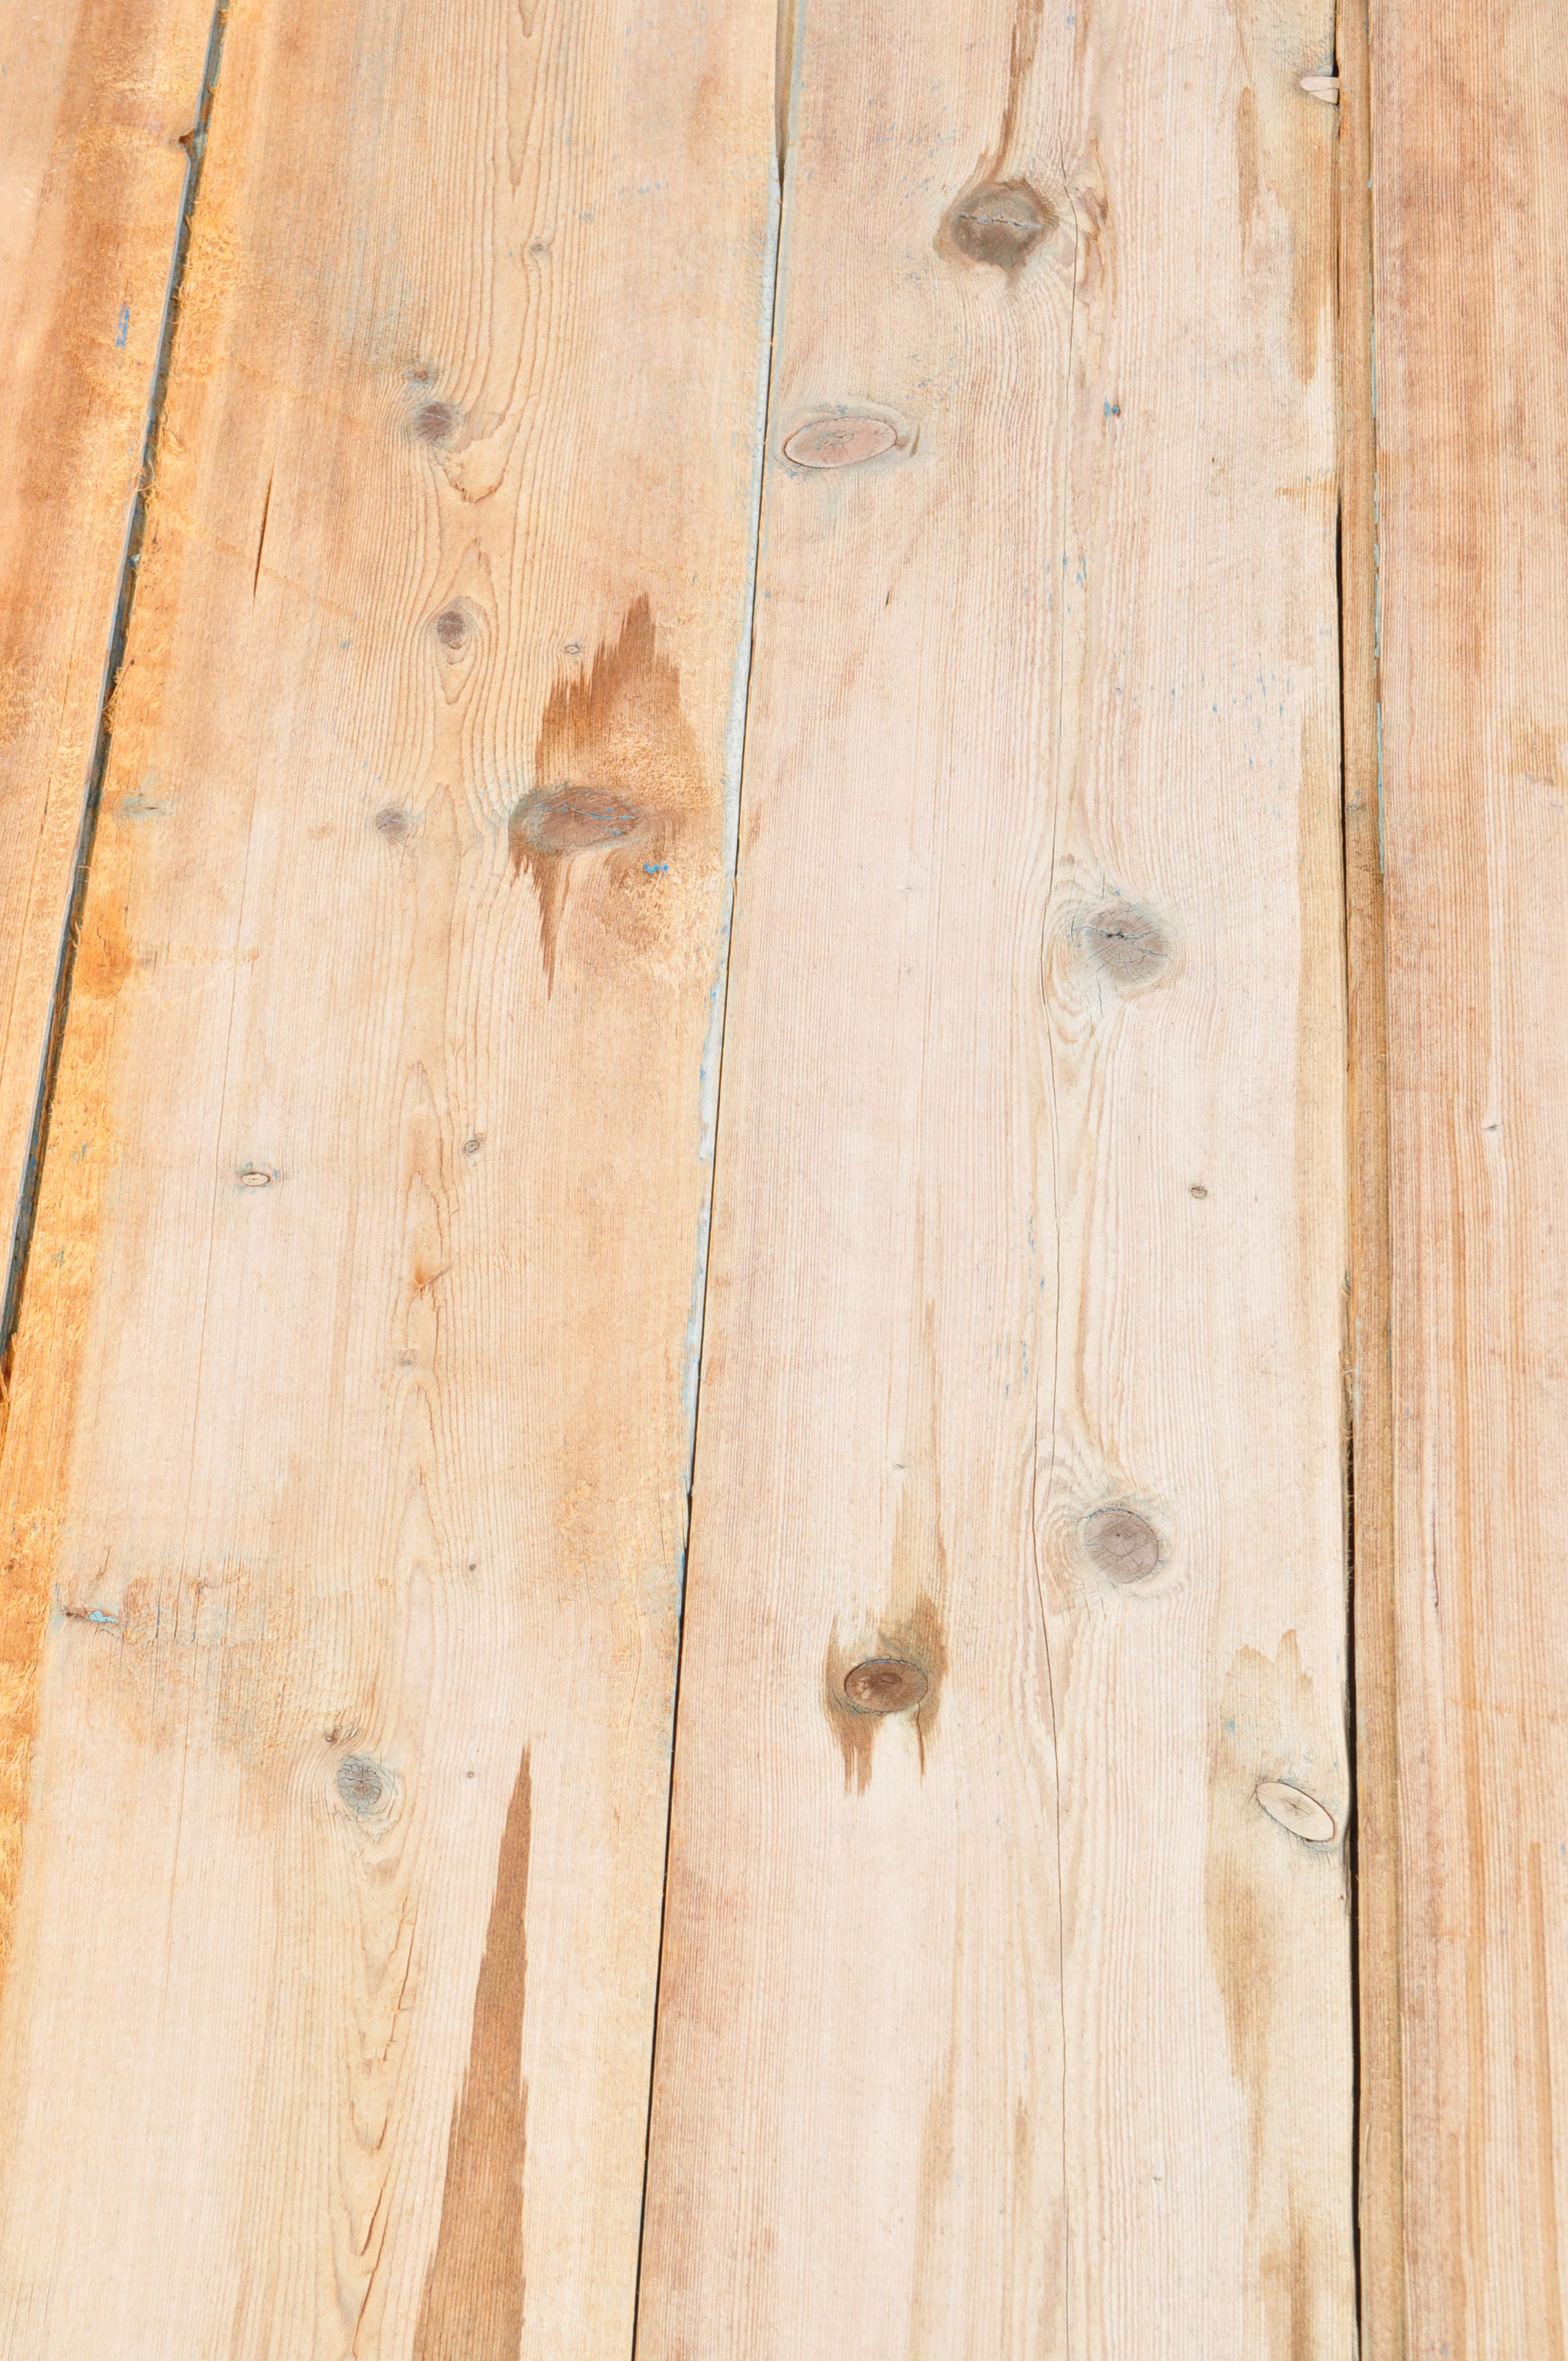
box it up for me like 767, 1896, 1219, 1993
0, 0, 774, 2352
0, 0, 214, 1285
1370, 4, 1568, 2350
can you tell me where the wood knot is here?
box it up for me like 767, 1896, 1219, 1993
509, 783, 642, 863
335, 1754, 391, 1816
410, 399, 460, 444
434, 605, 470, 650
1081, 1506, 1161, 1582
236, 1164, 276, 1189
1082, 902, 1172, 989
1255, 1780, 1337, 1843
945, 181, 1054, 270
843, 1657, 929, 1715
783, 413, 899, 469
374, 805, 413, 841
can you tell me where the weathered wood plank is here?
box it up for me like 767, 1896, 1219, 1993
0, 0, 773, 2351
637, 1, 1354, 2354
0, 0, 214, 1300
1369, 5, 1568, 2349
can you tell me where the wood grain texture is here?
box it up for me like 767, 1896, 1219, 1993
638, 0, 1354, 2354
0, 0, 213, 1292
1370, 4, 1568, 2350
0, 0, 773, 2351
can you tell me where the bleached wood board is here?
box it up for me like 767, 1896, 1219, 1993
637, 0, 1354, 2354
0, 0, 214, 1299
1370, 4, 1568, 2349
0, 0, 773, 2353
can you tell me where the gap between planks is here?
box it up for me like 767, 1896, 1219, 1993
626, 10, 795, 2346
1336, 0, 1402, 2354
0, 0, 231, 1406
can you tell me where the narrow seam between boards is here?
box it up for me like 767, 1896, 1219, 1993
0, 0, 233, 1399
627, 11, 797, 2346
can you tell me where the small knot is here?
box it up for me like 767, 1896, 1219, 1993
1083, 903, 1172, 990
1255, 1780, 1337, 1843
411, 400, 460, 444
336, 1754, 391, 1816
510, 783, 642, 861
1081, 1506, 1161, 1582
843, 1657, 929, 1714
434, 606, 470, 650
783, 413, 899, 469
374, 806, 413, 841
945, 181, 1053, 270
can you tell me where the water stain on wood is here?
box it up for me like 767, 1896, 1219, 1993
414, 1746, 531, 2360
509, 593, 705, 990
824, 1592, 948, 1794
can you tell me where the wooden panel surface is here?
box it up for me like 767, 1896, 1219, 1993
638, 1, 1354, 2355
0, 0, 773, 2354
1370, 5, 1568, 2351
0, 0, 214, 1296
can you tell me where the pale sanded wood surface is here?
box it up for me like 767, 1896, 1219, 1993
637, 1, 1354, 2354
0, 1, 773, 2354
0, 0, 213, 1292
1370, 5, 1568, 2351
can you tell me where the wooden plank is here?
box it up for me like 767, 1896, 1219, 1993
0, 0, 773, 2352
0, 0, 214, 1301
1369, 4, 1568, 2349
638, 0, 1354, 2353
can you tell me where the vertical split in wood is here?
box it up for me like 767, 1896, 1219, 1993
1336, 4, 1404, 2356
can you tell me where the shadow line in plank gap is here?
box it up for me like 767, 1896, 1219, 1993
0, 0, 233, 1406
1335, 0, 1401, 2351
627, 7, 799, 2346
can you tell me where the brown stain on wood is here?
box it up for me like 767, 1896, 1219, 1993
824, 1274, 952, 1790
824, 1591, 948, 1794
0, 792, 139, 1992
509, 593, 708, 991
1206, 1631, 1346, 2360
413, 1747, 532, 2360
1227, 10, 1334, 385
1235, 84, 1260, 239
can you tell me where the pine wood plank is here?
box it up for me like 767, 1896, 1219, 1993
0, 0, 214, 1300
1369, 4, 1568, 2349
0, 0, 774, 2351
636, 1, 1355, 2352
